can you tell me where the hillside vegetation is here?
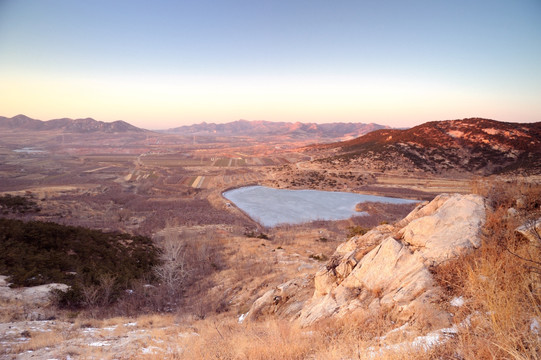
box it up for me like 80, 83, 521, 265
0, 218, 159, 307
0, 194, 40, 215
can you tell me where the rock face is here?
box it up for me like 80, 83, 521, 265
396, 194, 486, 266
245, 275, 313, 321
245, 194, 486, 328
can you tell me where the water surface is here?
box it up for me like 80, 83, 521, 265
223, 186, 417, 227
13, 147, 46, 154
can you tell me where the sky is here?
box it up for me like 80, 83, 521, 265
0, 0, 540, 129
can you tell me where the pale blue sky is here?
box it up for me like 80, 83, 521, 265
0, 0, 540, 129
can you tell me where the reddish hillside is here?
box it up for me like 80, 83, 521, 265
314, 118, 541, 175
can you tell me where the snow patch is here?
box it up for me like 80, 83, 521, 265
238, 313, 247, 323
531, 318, 540, 334
450, 296, 465, 307
142, 346, 161, 354
89, 341, 111, 347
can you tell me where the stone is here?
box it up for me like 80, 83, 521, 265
396, 194, 485, 266
245, 275, 312, 321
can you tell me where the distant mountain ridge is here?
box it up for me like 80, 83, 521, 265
166, 119, 389, 140
315, 118, 541, 175
0, 114, 146, 133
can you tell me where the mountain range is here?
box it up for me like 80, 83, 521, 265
165, 119, 388, 140
2, 115, 539, 175
1, 115, 388, 142
0, 114, 145, 133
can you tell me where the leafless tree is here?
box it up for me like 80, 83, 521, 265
153, 229, 190, 298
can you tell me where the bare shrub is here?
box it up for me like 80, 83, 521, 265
79, 274, 118, 317
154, 229, 189, 298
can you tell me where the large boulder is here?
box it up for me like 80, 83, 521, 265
395, 194, 485, 266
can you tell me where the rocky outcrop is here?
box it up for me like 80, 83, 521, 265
245, 194, 486, 328
245, 275, 313, 322
0, 276, 69, 320
396, 194, 485, 266
0, 276, 69, 306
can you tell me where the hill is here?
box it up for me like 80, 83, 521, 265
166, 119, 388, 141
313, 118, 541, 175
0, 114, 147, 133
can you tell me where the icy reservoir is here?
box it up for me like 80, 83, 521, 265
223, 185, 417, 227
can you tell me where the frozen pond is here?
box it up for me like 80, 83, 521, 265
223, 186, 418, 227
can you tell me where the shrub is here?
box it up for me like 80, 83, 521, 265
346, 225, 369, 238
244, 231, 269, 240
309, 253, 328, 261
0, 194, 40, 214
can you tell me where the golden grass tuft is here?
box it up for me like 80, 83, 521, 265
177, 318, 314, 360
13, 330, 65, 352
135, 313, 177, 329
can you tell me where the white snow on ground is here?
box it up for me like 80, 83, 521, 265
531, 318, 540, 334
142, 346, 161, 354
238, 313, 247, 323
89, 341, 111, 347
450, 296, 465, 307
368, 326, 458, 357
223, 186, 417, 227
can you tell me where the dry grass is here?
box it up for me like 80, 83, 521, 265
0, 298, 26, 322
135, 313, 177, 329
12, 329, 65, 352
177, 317, 326, 359
171, 309, 454, 360
432, 179, 541, 359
